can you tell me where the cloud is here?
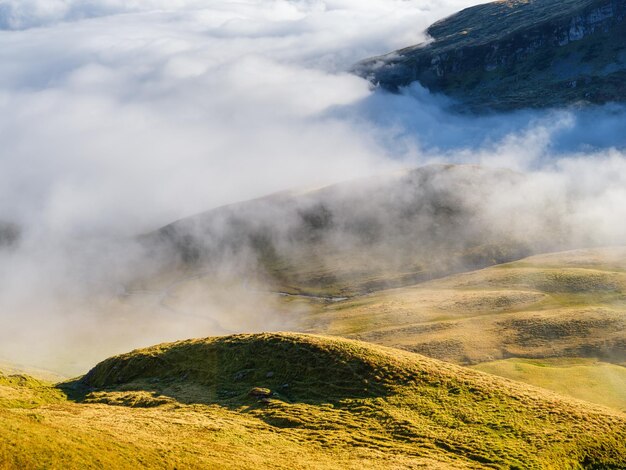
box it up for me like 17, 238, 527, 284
0, 0, 625, 374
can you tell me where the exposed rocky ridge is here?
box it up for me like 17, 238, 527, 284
356, 0, 626, 111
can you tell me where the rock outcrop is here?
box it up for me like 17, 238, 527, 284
355, 0, 626, 111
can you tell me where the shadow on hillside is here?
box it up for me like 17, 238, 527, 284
55, 334, 414, 415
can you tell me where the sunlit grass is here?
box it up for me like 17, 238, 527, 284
472, 357, 626, 412
2, 333, 625, 469
300, 248, 626, 408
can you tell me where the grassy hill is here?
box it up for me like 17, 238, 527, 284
109, 234, 626, 414
301, 247, 626, 409
306, 247, 626, 363
1, 333, 625, 469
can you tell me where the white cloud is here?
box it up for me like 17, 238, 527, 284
3, 0, 493, 236
1, 0, 626, 373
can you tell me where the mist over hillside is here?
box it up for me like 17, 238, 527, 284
2, 2, 626, 468
142, 163, 622, 296
0, 0, 625, 372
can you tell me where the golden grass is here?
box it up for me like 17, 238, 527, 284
2, 333, 626, 469
472, 357, 626, 412
302, 248, 625, 360
3, 248, 625, 467
0, 362, 66, 383
297, 247, 626, 410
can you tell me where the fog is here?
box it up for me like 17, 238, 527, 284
0, 0, 625, 375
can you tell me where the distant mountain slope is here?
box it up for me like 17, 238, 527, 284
356, 0, 626, 111
140, 165, 563, 297
2, 333, 626, 468
0, 361, 66, 383
309, 247, 626, 365
304, 247, 626, 409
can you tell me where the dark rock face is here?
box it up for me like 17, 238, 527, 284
355, 0, 626, 111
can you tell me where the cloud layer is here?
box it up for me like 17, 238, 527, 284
1, 0, 625, 374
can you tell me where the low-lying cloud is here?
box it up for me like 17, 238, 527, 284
1, 0, 625, 374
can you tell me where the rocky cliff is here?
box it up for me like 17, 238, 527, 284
355, 0, 626, 111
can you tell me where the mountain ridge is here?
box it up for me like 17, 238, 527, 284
356, 0, 626, 110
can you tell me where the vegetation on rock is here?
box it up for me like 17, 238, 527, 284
356, 0, 626, 110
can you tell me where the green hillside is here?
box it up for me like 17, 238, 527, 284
301, 247, 626, 410
2, 333, 625, 469
472, 357, 626, 411
307, 248, 626, 364
140, 165, 537, 298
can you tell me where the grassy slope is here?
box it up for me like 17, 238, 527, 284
302, 247, 626, 408
0, 361, 66, 383
115, 246, 626, 411
472, 358, 626, 412
0, 373, 65, 409
2, 333, 626, 469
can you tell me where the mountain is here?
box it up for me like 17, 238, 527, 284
355, 0, 626, 111
139, 165, 566, 298
2, 333, 625, 468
